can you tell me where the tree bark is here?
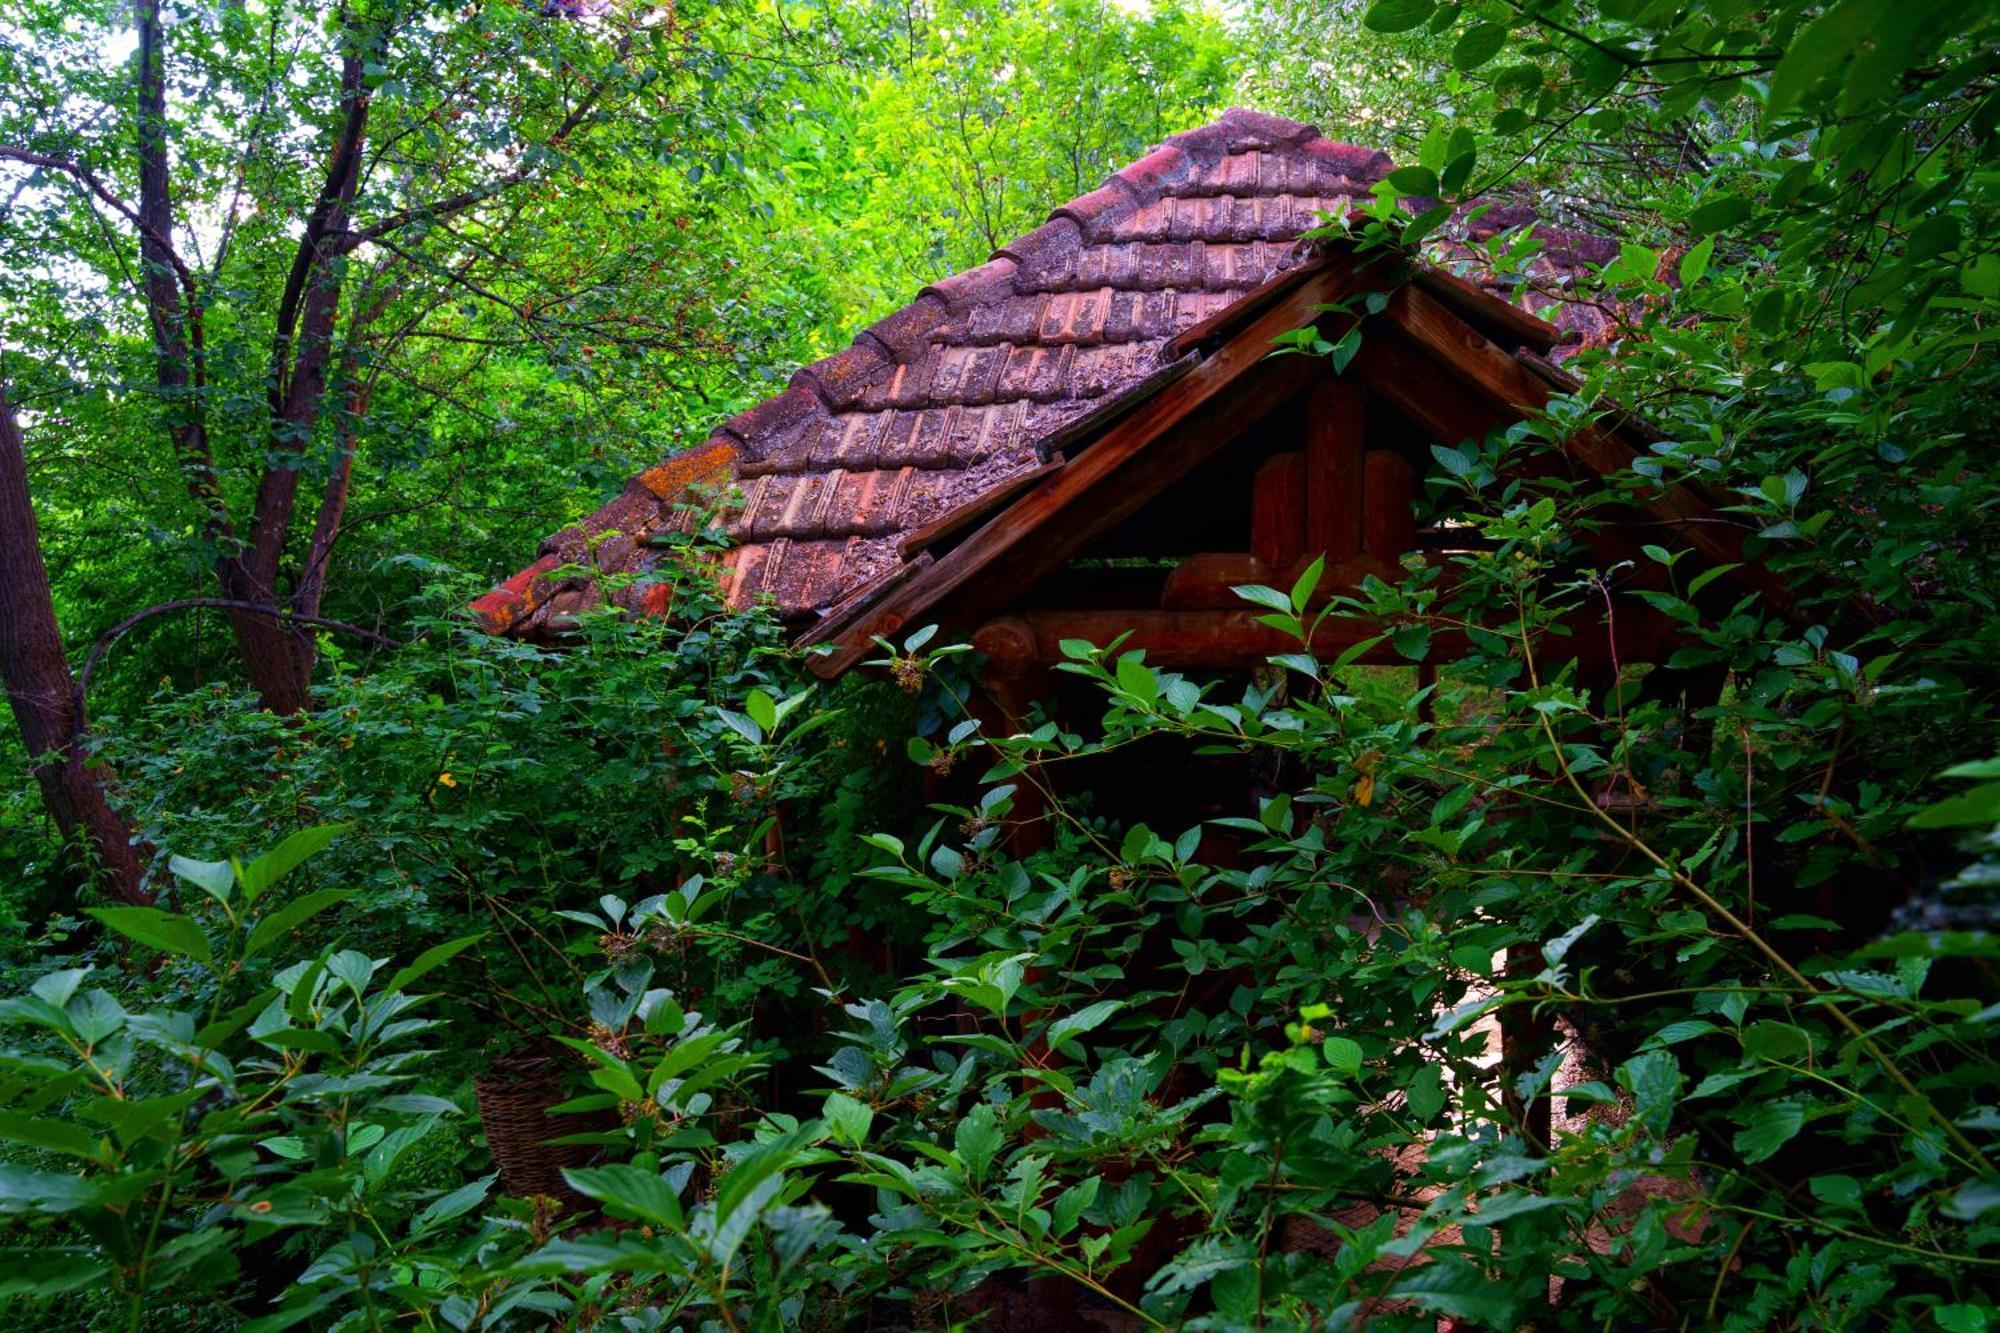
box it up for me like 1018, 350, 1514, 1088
0, 381, 152, 905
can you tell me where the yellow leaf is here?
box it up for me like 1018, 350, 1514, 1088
436, 772, 457, 788
1352, 772, 1375, 808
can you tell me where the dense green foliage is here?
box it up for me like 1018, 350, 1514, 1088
3, 0, 1999, 1327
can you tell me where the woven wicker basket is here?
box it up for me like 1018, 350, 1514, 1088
474, 1048, 610, 1207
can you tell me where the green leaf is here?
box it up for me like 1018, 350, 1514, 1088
954, 1102, 1002, 1184
1765, 0, 1891, 121
1047, 1000, 1123, 1053
237, 824, 347, 904
1232, 583, 1293, 614
1321, 1035, 1363, 1077
1741, 1020, 1812, 1062
715, 1122, 815, 1227
414, 1173, 497, 1233
1808, 1174, 1861, 1209
0, 1164, 96, 1213
244, 890, 356, 960
1451, 22, 1507, 70
1688, 197, 1752, 236
1463, 1190, 1568, 1227
563, 1164, 685, 1227
1678, 236, 1715, 287
1431, 443, 1475, 477
1115, 653, 1158, 708
1051, 1176, 1099, 1237
1384, 166, 1440, 198
1963, 254, 2000, 298
647, 1029, 735, 1095
1936, 1305, 1990, 1333
1732, 1100, 1805, 1163
745, 689, 779, 735
1909, 782, 2000, 829
87, 907, 212, 967
0, 1112, 96, 1162
382, 934, 485, 995
169, 855, 236, 905
1406, 1063, 1446, 1121
1362, 0, 1434, 34
1619, 1050, 1681, 1125
823, 1092, 873, 1148
1401, 202, 1455, 248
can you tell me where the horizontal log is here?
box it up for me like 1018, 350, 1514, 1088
1162, 552, 1277, 610
1005, 609, 1455, 670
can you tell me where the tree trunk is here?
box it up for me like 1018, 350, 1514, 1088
215, 38, 375, 715
0, 382, 152, 905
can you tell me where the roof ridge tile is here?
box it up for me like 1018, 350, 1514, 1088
1113, 142, 1192, 196
991, 216, 1081, 269
922, 254, 1020, 311
861, 291, 952, 364
717, 382, 821, 453
1053, 183, 1135, 239
789, 342, 889, 408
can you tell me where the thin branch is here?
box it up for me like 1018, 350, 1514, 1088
76, 598, 403, 726
0, 145, 197, 296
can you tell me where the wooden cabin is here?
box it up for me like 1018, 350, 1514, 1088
478, 107, 1784, 736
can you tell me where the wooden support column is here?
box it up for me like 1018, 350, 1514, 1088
1305, 380, 1366, 564
1251, 453, 1306, 570
1362, 450, 1416, 561
972, 616, 1053, 856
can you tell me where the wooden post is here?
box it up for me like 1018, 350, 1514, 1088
972, 616, 1053, 856
1501, 945, 1555, 1152
1305, 381, 1365, 564
1362, 450, 1416, 561
1251, 452, 1306, 570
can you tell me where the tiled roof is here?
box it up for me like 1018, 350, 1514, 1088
474, 109, 1613, 636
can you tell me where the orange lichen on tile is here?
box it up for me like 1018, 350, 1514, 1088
470, 553, 562, 631
636, 438, 738, 501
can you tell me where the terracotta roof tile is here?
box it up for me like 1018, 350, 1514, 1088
482, 108, 1599, 628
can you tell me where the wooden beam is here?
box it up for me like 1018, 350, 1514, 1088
1412, 265, 1561, 356
808, 263, 1370, 676
899, 458, 1065, 559
1305, 380, 1365, 564
1250, 453, 1305, 569
1006, 608, 1446, 671
1165, 252, 1347, 357
1381, 283, 1796, 615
